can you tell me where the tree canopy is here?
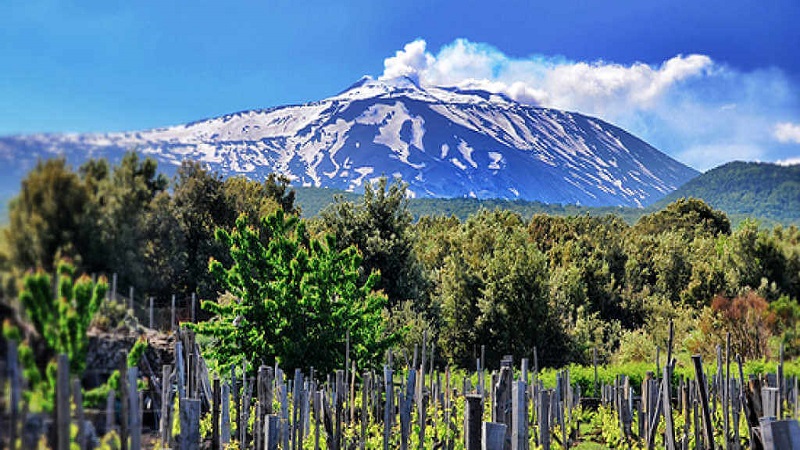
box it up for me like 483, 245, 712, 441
192, 211, 392, 373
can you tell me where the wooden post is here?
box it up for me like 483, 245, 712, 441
656, 346, 661, 376
465, 394, 483, 450
646, 378, 662, 449
256, 365, 268, 450
171, 294, 176, 331
212, 377, 220, 450
129, 286, 134, 312
120, 351, 130, 450
255, 403, 263, 450
662, 366, 677, 450
762, 387, 779, 418
265, 414, 280, 450
180, 398, 201, 450
160, 364, 173, 446
779, 343, 785, 420
335, 370, 345, 450
149, 297, 154, 329
73, 378, 86, 450
281, 378, 290, 450
537, 390, 550, 450
350, 361, 357, 429
483, 422, 507, 450
731, 378, 741, 450
399, 369, 416, 450
55, 354, 70, 450
112, 273, 118, 301
221, 381, 231, 445
294, 369, 304, 450
716, 345, 723, 418
693, 355, 715, 450
666, 320, 674, 378
129, 367, 141, 450
512, 380, 527, 450
725, 332, 731, 450
362, 372, 370, 450
242, 373, 252, 449
682, 377, 691, 450
191, 293, 196, 323
481, 345, 486, 394
175, 341, 186, 400
593, 347, 599, 398
521, 358, 529, 385
314, 389, 322, 450
106, 388, 116, 435
231, 366, 239, 442
693, 395, 701, 450
383, 364, 393, 450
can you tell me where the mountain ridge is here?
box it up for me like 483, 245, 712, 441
655, 161, 800, 225
0, 76, 699, 207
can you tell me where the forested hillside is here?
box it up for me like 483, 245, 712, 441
656, 161, 800, 225
2, 153, 799, 372
294, 186, 645, 222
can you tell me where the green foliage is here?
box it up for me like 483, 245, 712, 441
319, 177, 426, 308
167, 160, 235, 299
224, 173, 299, 219
13, 260, 106, 410
634, 197, 730, 238
90, 297, 130, 332
435, 209, 572, 367
4, 153, 800, 375
97, 430, 121, 450
2, 318, 21, 340
5, 158, 94, 271
19, 260, 107, 375
656, 161, 800, 226
771, 295, 800, 357
83, 338, 147, 408
193, 210, 392, 374
82, 152, 168, 290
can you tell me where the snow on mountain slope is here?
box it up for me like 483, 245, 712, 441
0, 76, 699, 207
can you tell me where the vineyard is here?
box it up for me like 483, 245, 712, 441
4, 320, 800, 449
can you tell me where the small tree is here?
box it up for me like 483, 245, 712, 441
15, 260, 107, 407
693, 291, 776, 360
194, 210, 392, 375
319, 177, 425, 308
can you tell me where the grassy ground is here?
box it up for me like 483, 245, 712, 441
574, 443, 609, 450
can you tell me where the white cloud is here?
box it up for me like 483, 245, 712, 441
380, 39, 434, 84
774, 122, 800, 144
776, 157, 800, 166
380, 39, 800, 171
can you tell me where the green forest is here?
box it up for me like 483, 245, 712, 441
656, 161, 800, 226
1, 152, 799, 377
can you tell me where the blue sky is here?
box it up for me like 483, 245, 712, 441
1, 0, 799, 170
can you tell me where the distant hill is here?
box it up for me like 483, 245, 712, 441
3, 160, 796, 228
295, 184, 646, 223
654, 161, 800, 226
296, 161, 800, 226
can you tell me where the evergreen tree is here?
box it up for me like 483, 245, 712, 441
193, 211, 392, 374
15, 260, 107, 408
6, 159, 93, 271
320, 177, 425, 307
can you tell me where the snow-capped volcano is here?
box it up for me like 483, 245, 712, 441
0, 76, 698, 207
